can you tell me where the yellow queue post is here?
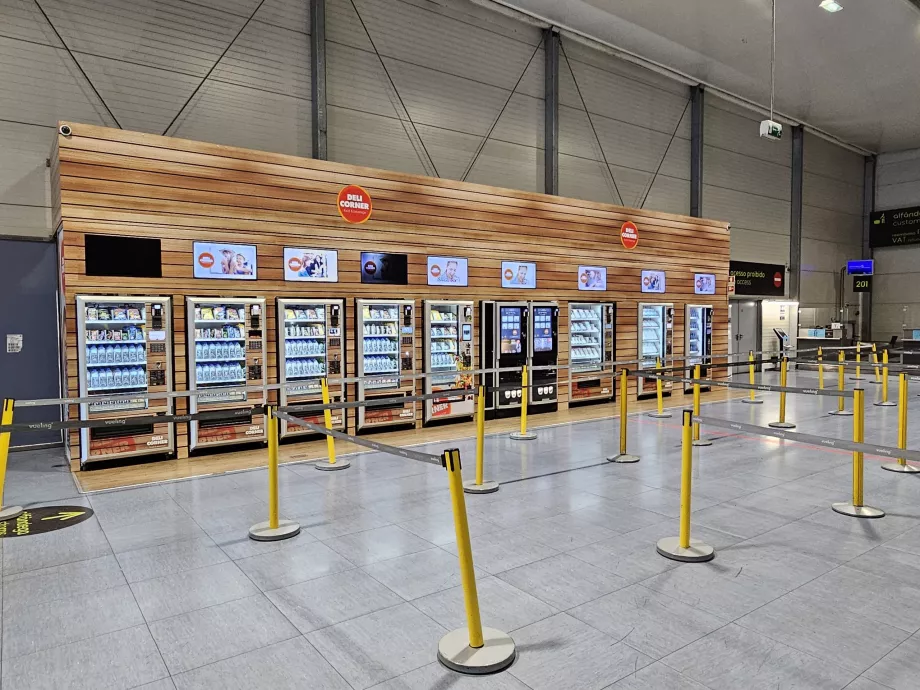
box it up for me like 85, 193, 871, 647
509, 366, 536, 441
741, 350, 763, 405
647, 357, 672, 419
249, 406, 302, 541
852, 343, 865, 381
438, 448, 516, 674
875, 350, 897, 407
464, 386, 499, 493
656, 409, 715, 563
817, 347, 824, 390
607, 369, 640, 463
0, 400, 23, 521
315, 378, 350, 471
881, 374, 920, 473
871, 343, 881, 384
691, 364, 712, 447
768, 357, 796, 429
832, 389, 885, 518
829, 350, 853, 416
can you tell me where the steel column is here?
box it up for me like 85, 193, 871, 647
310, 0, 327, 160
543, 28, 560, 196
690, 85, 704, 217
862, 155, 876, 339
789, 125, 804, 302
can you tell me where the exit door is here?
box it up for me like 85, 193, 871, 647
730, 301, 759, 374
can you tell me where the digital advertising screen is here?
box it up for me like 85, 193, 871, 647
501, 261, 536, 289
360, 252, 408, 285
694, 273, 716, 295
641, 270, 666, 293
427, 256, 469, 286
533, 306, 554, 352
193, 242, 257, 280
284, 248, 338, 282
578, 266, 607, 291
499, 306, 522, 354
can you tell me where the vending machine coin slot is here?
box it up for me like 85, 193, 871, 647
403, 305, 412, 327
150, 343, 166, 354
152, 304, 163, 329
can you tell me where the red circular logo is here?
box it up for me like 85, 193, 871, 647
430, 264, 441, 278
620, 221, 639, 250
774, 272, 783, 288
337, 185, 372, 224
198, 252, 215, 269
504, 268, 513, 281
364, 260, 377, 275
288, 256, 303, 271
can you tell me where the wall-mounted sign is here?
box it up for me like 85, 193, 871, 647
694, 273, 716, 295
284, 248, 338, 282
727, 275, 736, 295
360, 252, 407, 284
846, 259, 874, 275
729, 260, 784, 296
641, 270, 665, 293
427, 256, 468, 286
337, 185, 372, 224
870, 207, 920, 248
578, 266, 607, 291
620, 221, 639, 250
853, 275, 872, 293
193, 242, 257, 280
501, 261, 536, 289
6, 334, 22, 354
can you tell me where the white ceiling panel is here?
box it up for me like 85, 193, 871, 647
414, 124, 483, 181
702, 184, 790, 236
802, 205, 861, 246
727, 227, 789, 265
466, 139, 542, 193
489, 93, 544, 150
704, 146, 791, 201
0, 121, 53, 208
326, 42, 404, 118
705, 99, 792, 168
0, 0, 63, 46
0, 203, 51, 239
803, 172, 862, 217
642, 173, 689, 215
327, 105, 426, 175
255, 0, 311, 34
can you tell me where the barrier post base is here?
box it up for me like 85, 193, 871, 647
0, 506, 24, 522
438, 627, 516, 675
871, 380, 882, 385
463, 479, 500, 494
741, 399, 764, 405
874, 401, 897, 407
314, 460, 351, 471
249, 519, 301, 541
850, 376, 865, 381
829, 409, 854, 416
692, 439, 713, 447
656, 536, 714, 563
881, 463, 920, 474
831, 503, 885, 519
510, 431, 537, 441
647, 411, 673, 418
768, 421, 796, 429
607, 453, 640, 463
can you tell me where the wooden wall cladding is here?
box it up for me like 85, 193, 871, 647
54, 123, 730, 462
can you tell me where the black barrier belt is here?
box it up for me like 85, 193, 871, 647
273, 409, 442, 466
283, 387, 473, 415
651, 355, 783, 376
798, 358, 920, 374
632, 371, 851, 398
0, 405, 263, 434
694, 414, 920, 463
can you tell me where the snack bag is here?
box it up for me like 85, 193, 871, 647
202, 307, 214, 320
127, 308, 141, 320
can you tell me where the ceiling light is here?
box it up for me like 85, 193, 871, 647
819, 0, 843, 12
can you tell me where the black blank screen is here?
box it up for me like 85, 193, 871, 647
85, 235, 162, 278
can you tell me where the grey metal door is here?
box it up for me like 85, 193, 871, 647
0, 240, 62, 447
730, 301, 759, 366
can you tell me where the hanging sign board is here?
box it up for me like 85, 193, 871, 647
729, 261, 785, 296
846, 259, 874, 275
620, 222, 639, 250
853, 276, 872, 293
337, 185, 373, 224
870, 207, 920, 248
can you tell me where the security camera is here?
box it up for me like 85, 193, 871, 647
59, 124, 72, 136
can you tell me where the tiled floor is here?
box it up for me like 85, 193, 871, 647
3, 370, 920, 689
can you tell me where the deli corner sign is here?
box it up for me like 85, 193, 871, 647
620, 221, 639, 250
729, 261, 785, 297
336, 185, 372, 224
870, 207, 920, 248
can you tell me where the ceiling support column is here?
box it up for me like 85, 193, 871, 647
789, 125, 804, 302
311, 0, 327, 160
690, 85, 704, 217
544, 27, 560, 196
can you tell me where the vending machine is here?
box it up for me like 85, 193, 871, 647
276, 298, 346, 438
356, 299, 416, 430
685, 304, 713, 393
480, 301, 528, 412
638, 302, 674, 398
423, 300, 474, 424
568, 302, 616, 404
76, 296, 174, 466
187, 297, 267, 451
529, 302, 559, 408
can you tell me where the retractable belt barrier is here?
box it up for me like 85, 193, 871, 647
0, 406, 259, 435
630, 370, 850, 398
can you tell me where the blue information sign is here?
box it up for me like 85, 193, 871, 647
846, 260, 874, 275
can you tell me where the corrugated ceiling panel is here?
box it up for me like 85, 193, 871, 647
705, 100, 792, 168
0, 121, 52, 208
169, 79, 311, 157
396, 0, 538, 44
877, 181, 920, 210
40, 0, 245, 77
326, 0, 373, 51
704, 146, 791, 201
802, 236, 850, 274
875, 246, 920, 275
0, 204, 51, 239
327, 106, 425, 175
514, 47, 545, 101
414, 124, 482, 181
347, 0, 539, 90
558, 153, 617, 204
804, 133, 863, 186
559, 105, 608, 162
210, 20, 310, 100
489, 94, 544, 150
592, 114, 688, 176
0, 0, 63, 46
383, 58, 512, 137
726, 227, 789, 265
182, 0, 261, 18
0, 37, 116, 127
644, 175, 690, 216
703, 184, 790, 236
803, 171, 862, 216
466, 139, 541, 193
799, 271, 836, 306
877, 150, 920, 188
326, 42, 403, 119
802, 205, 861, 245
76, 53, 200, 133
255, 0, 311, 33
659, 130, 691, 181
